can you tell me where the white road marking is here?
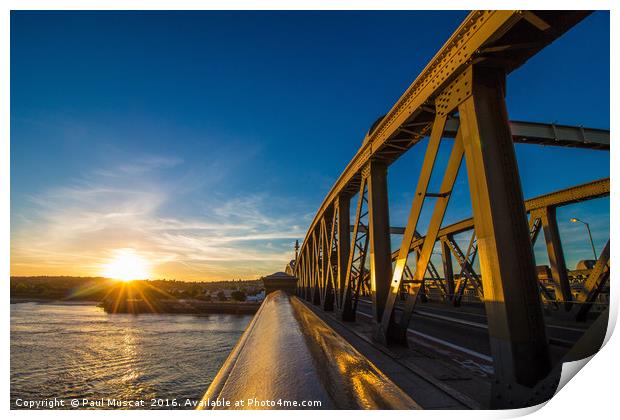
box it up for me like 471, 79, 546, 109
358, 299, 587, 334
356, 310, 493, 363
415, 310, 488, 329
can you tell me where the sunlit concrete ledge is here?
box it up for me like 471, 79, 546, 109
198, 290, 419, 410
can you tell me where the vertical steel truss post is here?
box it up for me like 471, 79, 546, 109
531, 207, 572, 310
312, 229, 322, 305
321, 210, 336, 311
319, 220, 328, 304
458, 65, 551, 398
367, 160, 393, 322
440, 238, 455, 300
297, 253, 303, 298
377, 114, 448, 344
301, 251, 305, 298
341, 177, 370, 321
528, 213, 557, 308
303, 254, 308, 299
306, 247, 312, 300
303, 238, 309, 300
319, 217, 327, 306
336, 195, 351, 310
295, 256, 301, 297
307, 245, 313, 300
297, 249, 303, 298
294, 254, 301, 296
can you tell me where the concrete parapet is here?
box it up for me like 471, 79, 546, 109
198, 290, 419, 410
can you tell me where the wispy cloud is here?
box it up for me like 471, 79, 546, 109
93, 155, 184, 177
11, 155, 307, 280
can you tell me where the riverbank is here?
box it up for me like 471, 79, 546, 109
100, 298, 261, 315
10, 298, 100, 305
11, 297, 262, 315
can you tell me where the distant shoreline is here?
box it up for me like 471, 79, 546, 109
11, 298, 102, 305
10, 296, 262, 316
99, 298, 261, 315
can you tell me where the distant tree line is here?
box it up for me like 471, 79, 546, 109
10, 276, 263, 303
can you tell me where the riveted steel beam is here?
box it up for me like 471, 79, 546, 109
537, 207, 572, 310
459, 65, 550, 397
575, 241, 610, 322
304, 245, 311, 300
336, 195, 351, 309
440, 239, 455, 300
320, 214, 336, 311
376, 114, 447, 344
443, 118, 610, 150
312, 229, 322, 306
366, 160, 393, 322
397, 132, 465, 338
341, 177, 369, 321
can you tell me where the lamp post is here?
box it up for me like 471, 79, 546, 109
570, 217, 597, 260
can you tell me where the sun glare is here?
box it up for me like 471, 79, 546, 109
102, 249, 152, 281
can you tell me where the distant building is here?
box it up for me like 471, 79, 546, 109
261, 272, 297, 295
246, 291, 266, 302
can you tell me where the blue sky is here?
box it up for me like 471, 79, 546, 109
10, 11, 609, 280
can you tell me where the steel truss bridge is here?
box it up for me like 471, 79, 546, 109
202, 10, 610, 410
288, 10, 609, 409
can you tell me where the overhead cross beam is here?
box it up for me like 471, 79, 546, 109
443, 118, 609, 150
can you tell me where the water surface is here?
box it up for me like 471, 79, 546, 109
11, 302, 251, 409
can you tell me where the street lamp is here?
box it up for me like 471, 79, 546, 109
570, 217, 597, 260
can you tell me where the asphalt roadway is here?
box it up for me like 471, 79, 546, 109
355, 299, 591, 374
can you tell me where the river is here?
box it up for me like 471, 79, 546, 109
10, 301, 252, 409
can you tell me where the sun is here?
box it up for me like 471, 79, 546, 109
102, 249, 152, 281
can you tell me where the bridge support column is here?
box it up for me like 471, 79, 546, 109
321, 213, 335, 311
440, 238, 455, 300
305, 248, 312, 301
367, 160, 393, 322
376, 113, 447, 345
336, 195, 351, 310
458, 65, 551, 402
342, 177, 370, 322
539, 207, 572, 310
312, 230, 322, 306
302, 247, 310, 300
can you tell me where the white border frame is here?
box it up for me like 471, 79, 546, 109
2, 2, 617, 419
